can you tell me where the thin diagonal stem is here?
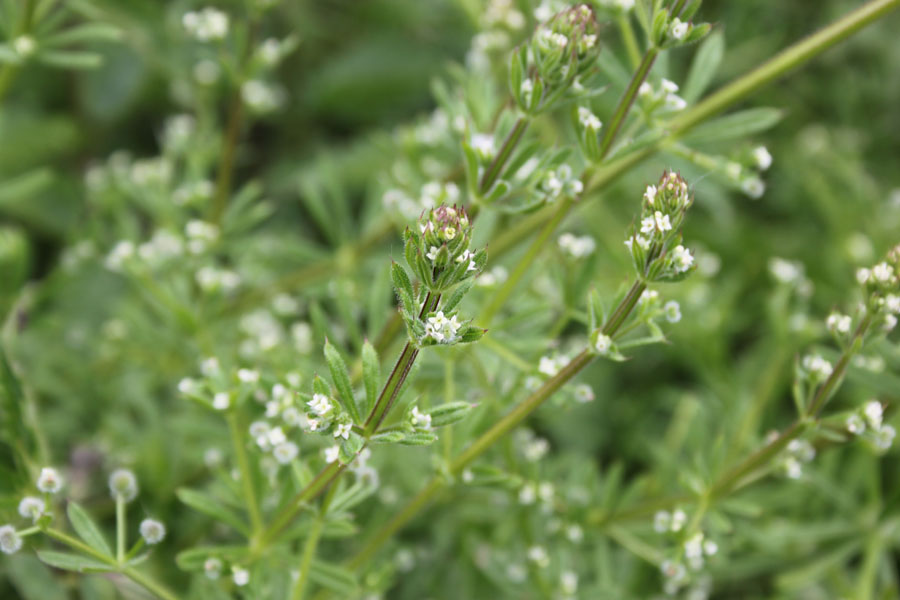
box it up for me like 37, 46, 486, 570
344, 281, 646, 574
228, 412, 263, 536
479, 117, 529, 195
598, 47, 658, 160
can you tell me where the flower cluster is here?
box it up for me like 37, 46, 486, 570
654, 509, 719, 595
540, 163, 584, 201
182, 8, 229, 42
846, 400, 896, 453
510, 4, 603, 115
650, 6, 711, 49
624, 171, 695, 282
857, 246, 900, 332
403, 204, 485, 294
638, 78, 687, 113
777, 438, 816, 479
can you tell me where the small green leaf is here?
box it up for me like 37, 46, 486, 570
441, 280, 473, 313
370, 430, 405, 443
309, 560, 358, 596
43, 23, 123, 47
67, 502, 112, 557
338, 432, 365, 464
681, 107, 783, 144
176, 489, 249, 537
37, 551, 112, 573
683, 29, 724, 103
38, 50, 103, 70
458, 326, 486, 344
361, 340, 379, 416
398, 431, 438, 446
427, 402, 474, 427
391, 261, 415, 313
324, 340, 361, 423
175, 545, 249, 570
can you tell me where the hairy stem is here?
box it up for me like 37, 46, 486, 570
598, 47, 658, 160
479, 117, 529, 195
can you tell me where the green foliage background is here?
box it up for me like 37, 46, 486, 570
1, 0, 899, 598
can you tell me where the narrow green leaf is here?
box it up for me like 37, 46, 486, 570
681, 107, 783, 144
309, 560, 358, 596
441, 280, 473, 313
37, 551, 112, 573
176, 489, 249, 537
427, 402, 474, 427
391, 262, 415, 312
175, 545, 249, 570
683, 29, 724, 103
361, 340, 379, 416
37, 50, 102, 70
398, 431, 438, 446
66, 502, 112, 557
42, 23, 123, 47
324, 340, 361, 423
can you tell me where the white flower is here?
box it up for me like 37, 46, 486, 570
37, 467, 63, 494
885, 314, 898, 332
324, 445, 340, 463
237, 369, 259, 384
684, 533, 704, 559
334, 422, 352, 440
566, 524, 583, 543
639, 290, 659, 305
410, 407, 432, 430
826, 313, 852, 334
863, 401, 883, 429
577, 107, 602, 131
273, 442, 299, 464
873, 262, 894, 283
109, 469, 138, 502
538, 356, 560, 376
873, 425, 896, 451
518, 483, 536, 505
638, 81, 653, 97
178, 378, 196, 394
105, 240, 135, 270
573, 383, 595, 403
0, 525, 22, 554
742, 177, 766, 199
670, 509, 687, 532
784, 457, 802, 479
232, 566, 250, 586
558, 233, 596, 258
523, 437, 550, 461
267, 427, 286, 446
307, 393, 332, 416
671, 245, 694, 273
140, 519, 166, 544
661, 79, 679, 94
653, 510, 671, 533
201, 357, 220, 376
18, 497, 45, 522
13, 36, 36, 57
204, 557, 222, 579
770, 258, 803, 284
664, 300, 682, 323
595, 334, 613, 355
670, 18, 688, 40
802, 354, 833, 380
846, 413, 866, 435
456, 249, 477, 271
213, 392, 230, 410
183, 8, 229, 41
561, 571, 578, 595
856, 267, 871, 284
703, 539, 719, 556
471, 133, 495, 159
249, 421, 270, 440
753, 146, 773, 170
307, 418, 321, 431
527, 545, 549, 567
885, 294, 900, 313
426, 246, 440, 261
643, 185, 657, 205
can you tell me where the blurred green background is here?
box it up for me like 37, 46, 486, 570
2, 0, 900, 598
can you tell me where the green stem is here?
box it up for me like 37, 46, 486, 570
598, 47, 659, 160
479, 117, 529, 195
0, 0, 38, 103
364, 291, 440, 434
344, 281, 647, 574
116, 496, 126, 563
256, 460, 344, 553
854, 530, 885, 600
480, 197, 572, 325
45, 528, 180, 600
211, 91, 245, 224
667, 0, 900, 136
228, 412, 263, 536
290, 485, 336, 600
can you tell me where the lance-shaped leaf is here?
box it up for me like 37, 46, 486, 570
427, 402, 474, 427
37, 552, 112, 573
324, 340, 361, 423
66, 502, 112, 557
